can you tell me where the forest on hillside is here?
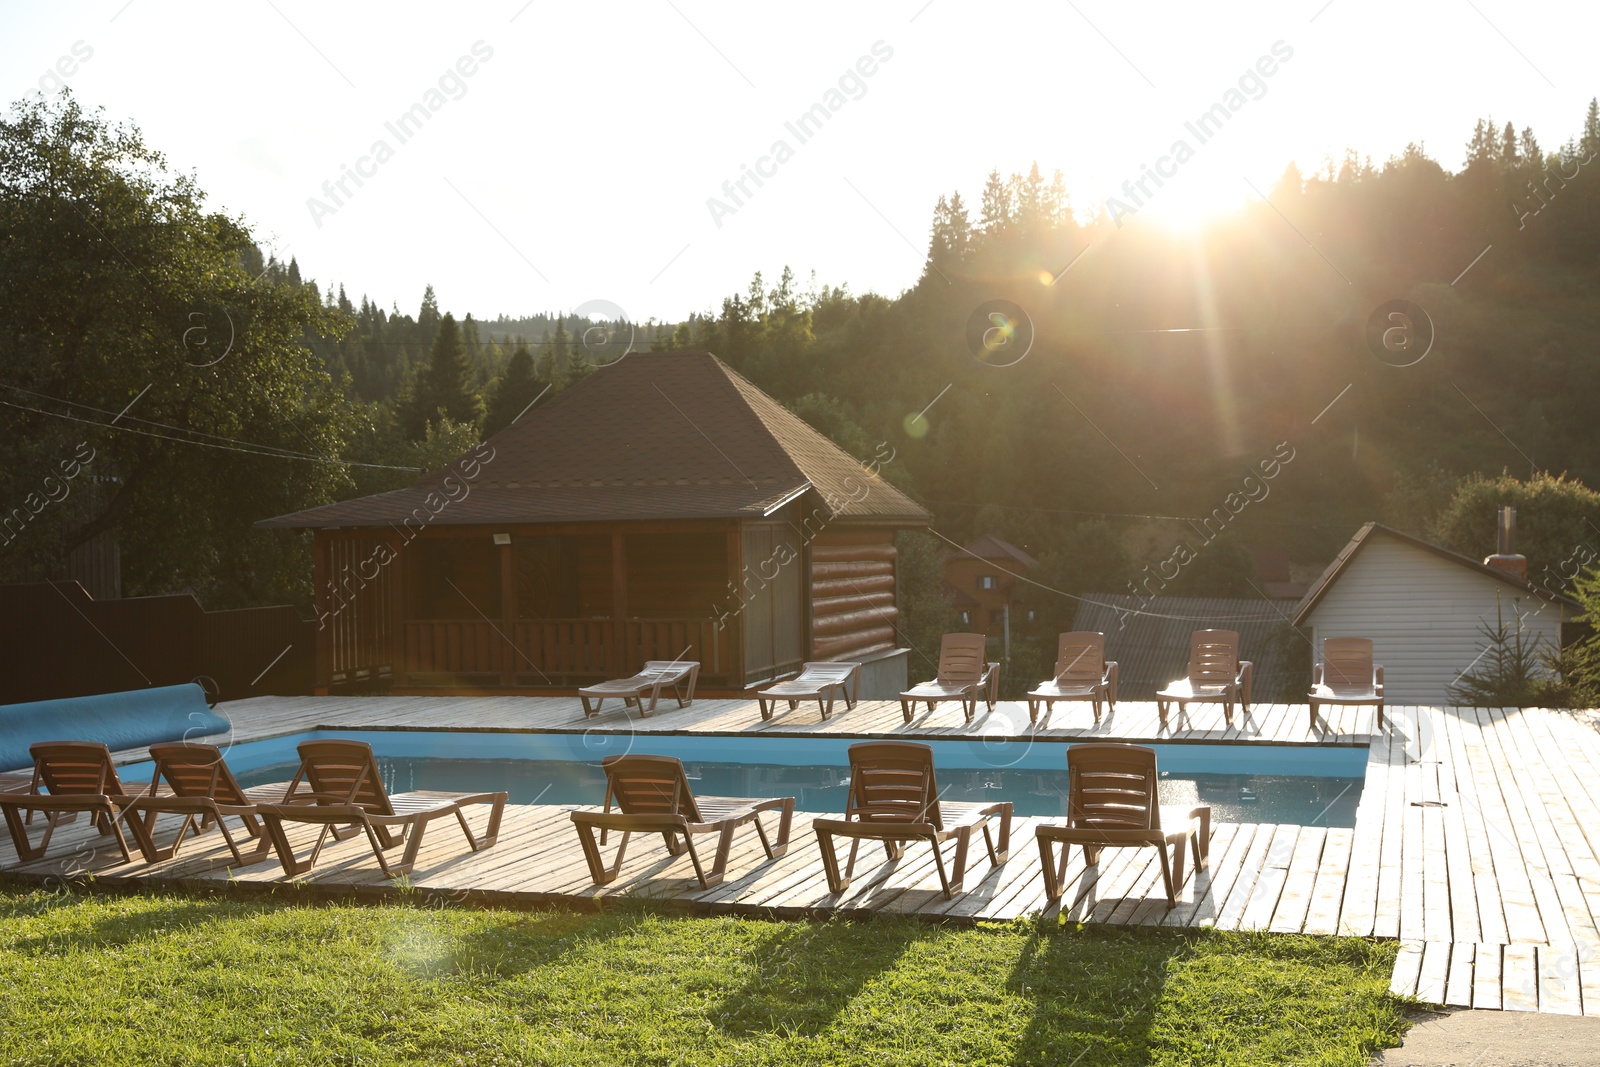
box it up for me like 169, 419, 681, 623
8, 89, 1600, 701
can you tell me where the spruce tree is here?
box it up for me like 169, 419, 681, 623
483, 345, 542, 436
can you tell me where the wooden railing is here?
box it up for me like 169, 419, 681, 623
401, 617, 727, 685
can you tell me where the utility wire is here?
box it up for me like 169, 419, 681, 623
927, 528, 1299, 624
0, 398, 421, 472
0, 383, 325, 461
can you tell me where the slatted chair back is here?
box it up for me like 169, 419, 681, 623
1067, 743, 1162, 833
30, 741, 128, 797
1053, 632, 1106, 685
147, 742, 254, 805
1188, 630, 1241, 686
935, 633, 988, 687
801, 662, 858, 686
845, 741, 942, 829
600, 755, 702, 823
290, 740, 395, 815
1321, 637, 1376, 695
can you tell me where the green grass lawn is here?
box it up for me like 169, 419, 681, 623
0, 882, 1406, 1066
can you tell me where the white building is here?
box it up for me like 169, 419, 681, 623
1292, 523, 1575, 706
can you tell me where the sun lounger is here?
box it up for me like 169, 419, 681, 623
579, 659, 700, 718
813, 741, 1011, 900
755, 661, 861, 721
1308, 637, 1384, 729
121, 742, 293, 865
570, 754, 795, 889
1034, 742, 1210, 909
252, 739, 507, 879
899, 634, 998, 723
0, 741, 155, 863
1155, 629, 1253, 726
1027, 632, 1118, 725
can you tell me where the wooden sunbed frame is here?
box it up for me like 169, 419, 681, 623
1026, 632, 1119, 725
579, 660, 701, 718
0, 741, 155, 863
252, 739, 507, 879
755, 661, 862, 721
1308, 636, 1384, 729
121, 742, 289, 866
1035, 742, 1210, 909
569, 754, 795, 889
813, 741, 1011, 900
899, 634, 999, 724
1155, 629, 1253, 726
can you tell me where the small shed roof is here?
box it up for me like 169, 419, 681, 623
961, 534, 1039, 568
1069, 594, 1305, 701
258, 351, 930, 529
1291, 522, 1575, 625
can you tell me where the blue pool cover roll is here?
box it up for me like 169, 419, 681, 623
0, 683, 229, 772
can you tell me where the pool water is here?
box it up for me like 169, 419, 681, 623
236, 755, 1364, 827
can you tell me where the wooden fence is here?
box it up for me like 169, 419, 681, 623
0, 582, 313, 704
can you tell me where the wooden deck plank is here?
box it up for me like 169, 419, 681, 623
1416, 940, 1450, 1005
1474, 942, 1504, 1011
1503, 944, 1540, 1013
1389, 940, 1424, 999
1444, 942, 1475, 1007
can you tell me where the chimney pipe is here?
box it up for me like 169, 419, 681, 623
1484, 505, 1527, 581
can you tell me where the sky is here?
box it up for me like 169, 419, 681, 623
2, 1, 1594, 324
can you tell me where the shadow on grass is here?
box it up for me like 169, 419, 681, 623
433, 902, 665, 980
6, 891, 246, 954
1006, 922, 1196, 1067
713, 917, 924, 1037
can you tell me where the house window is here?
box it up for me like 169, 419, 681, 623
977, 575, 998, 590
1025, 609, 1037, 623
959, 610, 972, 626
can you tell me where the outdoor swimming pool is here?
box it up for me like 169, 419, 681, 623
125, 729, 1368, 828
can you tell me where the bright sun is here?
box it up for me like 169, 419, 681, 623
1133, 169, 1251, 232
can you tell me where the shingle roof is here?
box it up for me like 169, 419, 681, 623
962, 534, 1039, 568
257, 351, 930, 529
1291, 522, 1576, 624
1069, 594, 1306, 701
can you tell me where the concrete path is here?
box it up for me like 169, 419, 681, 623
1377, 1010, 1600, 1065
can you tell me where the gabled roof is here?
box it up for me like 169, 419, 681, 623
1291, 522, 1576, 625
960, 534, 1038, 568
1069, 594, 1304, 701
257, 351, 930, 529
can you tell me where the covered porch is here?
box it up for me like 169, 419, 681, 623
317, 518, 807, 693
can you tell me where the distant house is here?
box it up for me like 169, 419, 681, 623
257, 351, 930, 697
1291, 522, 1576, 705
1069, 594, 1304, 701
942, 534, 1038, 640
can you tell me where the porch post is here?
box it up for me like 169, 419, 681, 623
388, 532, 405, 688
313, 531, 331, 695
500, 538, 515, 687
611, 530, 628, 674
727, 523, 743, 688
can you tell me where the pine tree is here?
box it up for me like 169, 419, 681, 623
979, 169, 1011, 235
405, 312, 480, 438
417, 284, 441, 355
482, 345, 543, 436
1584, 98, 1600, 158
1500, 121, 1519, 168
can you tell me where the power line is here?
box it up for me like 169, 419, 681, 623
923, 497, 1358, 530
0, 383, 324, 461
927, 527, 1299, 624
0, 397, 421, 472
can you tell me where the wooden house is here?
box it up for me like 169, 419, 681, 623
257, 351, 929, 697
941, 534, 1038, 640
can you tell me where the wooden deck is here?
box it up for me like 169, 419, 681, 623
4, 694, 1600, 1015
